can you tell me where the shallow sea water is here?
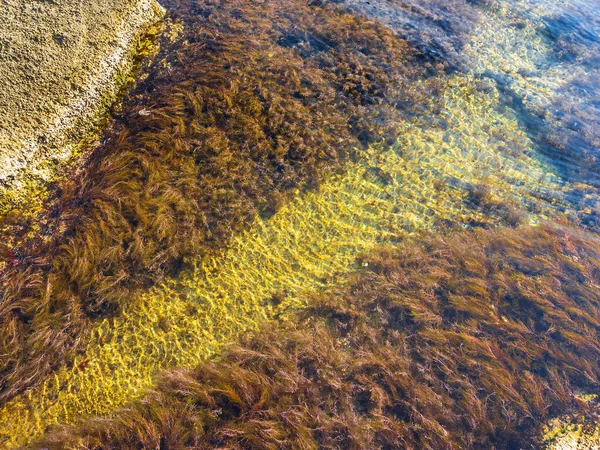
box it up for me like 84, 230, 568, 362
1, 0, 600, 447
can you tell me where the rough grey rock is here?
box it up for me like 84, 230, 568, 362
0, 0, 163, 196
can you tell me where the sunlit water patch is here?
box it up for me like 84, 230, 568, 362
467, 0, 600, 200
544, 393, 600, 450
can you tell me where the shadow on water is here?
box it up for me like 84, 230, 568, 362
541, 11, 600, 64
477, 3, 600, 230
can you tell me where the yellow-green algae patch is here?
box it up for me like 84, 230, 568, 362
544, 394, 600, 450
0, 72, 578, 447
546, 425, 600, 450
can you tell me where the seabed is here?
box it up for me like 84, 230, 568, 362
1, 0, 600, 448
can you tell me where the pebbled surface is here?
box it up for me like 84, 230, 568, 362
0, 0, 163, 197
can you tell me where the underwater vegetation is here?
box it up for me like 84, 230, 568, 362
0, 68, 574, 445
3, 0, 600, 447
30, 224, 600, 449
0, 0, 451, 404
339, 0, 476, 71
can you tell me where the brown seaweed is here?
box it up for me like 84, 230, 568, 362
32, 224, 600, 449
0, 0, 479, 405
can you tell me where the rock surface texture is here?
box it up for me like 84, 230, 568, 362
0, 0, 163, 194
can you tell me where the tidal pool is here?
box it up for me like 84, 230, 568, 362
1, 0, 600, 448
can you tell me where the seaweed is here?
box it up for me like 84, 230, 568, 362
0, 0, 453, 405
0, 66, 571, 445
337, 0, 481, 73
31, 224, 600, 449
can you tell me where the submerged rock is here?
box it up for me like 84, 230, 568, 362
0, 0, 163, 198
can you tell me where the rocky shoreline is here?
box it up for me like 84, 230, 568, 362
0, 0, 164, 203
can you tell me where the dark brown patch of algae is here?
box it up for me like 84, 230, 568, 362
28, 224, 600, 449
